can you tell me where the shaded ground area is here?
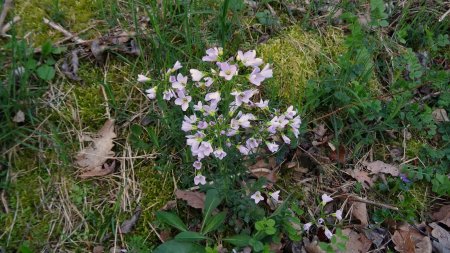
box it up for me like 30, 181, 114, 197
1, 0, 449, 252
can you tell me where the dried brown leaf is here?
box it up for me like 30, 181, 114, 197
364, 160, 400, 176
342, 228, 372, 253
12, 110, 25, 123
93, 246, 104, 253
303, 237, 325, 253
329, 145, 346, 164
175, 190, 205, 209
351, 202, 368, 226
160, 200, 177, 211
79, 160, 116, 178
430, 222, 450, 252
76, 119, 116, 178
120, 207, 142, 234
432, 109, 449, 123
392, 224, 432, 253
432, 205, 450, 222
249, 157, 277, 182
346, 169, 374, 188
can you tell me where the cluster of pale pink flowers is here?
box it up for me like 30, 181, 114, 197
139, 47, 301, 187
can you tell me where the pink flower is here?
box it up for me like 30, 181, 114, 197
303, 222, 312, 232
317, 218, 324, 224
237, 145, 250, 155
251, 191, 264, 204
190, 69, 204, 82
192, 141, 213, 159
193, 161, 202, 170
321, 194, 333, 205
138, 74, 150, 82
246, 138, 259, 149
267, 115, 289, 134
217, 62, 238, 80
203, 102, 218, 116
193, 101, 203, 112
335, 209, 343, 221
282, 135, 291, 144
171, 73, 188, 90
237, 113, 256, 129
325, 228, 333, 239
249, 64, 273, 86
181, 115, 197, 132
163, 89, 176, 101
197, 121, 208, 130
205, 91, 221, 104
266, 142, 279, 153
255, 99, 269, 109
284, 106, 297, 119
194, 175, 206, 185
213, 149, 227, 160
290, 116, 302, 138
230, 89, 257, 106
204, 77, 214, 87
237, 50, 263, 67
145, 87, 157, 99
270, 190, 280, 202
202, 47, 221, 62
174, 90, 192, 111
167, 61, 182, 73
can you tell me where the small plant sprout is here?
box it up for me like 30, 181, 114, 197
251, 191, 264, 204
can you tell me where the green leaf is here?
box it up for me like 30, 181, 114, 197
41, 41, 53, 56
201, 189, 222, 231
223, 234, 252, 247
175, 231, 209, 242
51, 46, 67, 54
156, 211, 188, 232
202, 212, 226, 234
36, 64, 56, 81
249, 239, 264, 252
153, 240, 205, 253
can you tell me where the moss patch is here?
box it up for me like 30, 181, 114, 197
14, 0, 98, 45
258, 27, 346, 104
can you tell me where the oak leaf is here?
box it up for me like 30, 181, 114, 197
342, 228, 372, 253
364, 160, 399, 176
76, 119, 116, 178
175, 190, 205, 209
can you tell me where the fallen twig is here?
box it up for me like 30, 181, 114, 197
43, 18, 86, 44
0, 0, 12, 32
439, 8, 450, 22
1, 15, 20, 35
337, 194, 399, 211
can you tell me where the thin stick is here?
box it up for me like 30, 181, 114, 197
439, 8, 450, 22
1, 15, 20, 34
43, 18, 86, 44
0, 0, 12, 31
338, 194, 399, 211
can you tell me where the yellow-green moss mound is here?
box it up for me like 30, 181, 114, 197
14, 0, 98, 45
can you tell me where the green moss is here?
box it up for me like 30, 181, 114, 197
258, 27, 381, 105
15, 0, 98, 45
258, 27, 346, 104
2, 154, 54, 250
134, 165, 173, 236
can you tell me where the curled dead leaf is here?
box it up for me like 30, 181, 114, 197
120, 207, 142, 234
364, 160, 399, 177
429, 222, 450, 252
342, 228, 372, 253
351, 201, 368, 227
249, 157, 277, 183
392, 224, 432, 253
76, 119, 116, 178
12, 110, 25, 123
432, 205, 450, 222
175, 190, 205, 209
346, 169, 374, 189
